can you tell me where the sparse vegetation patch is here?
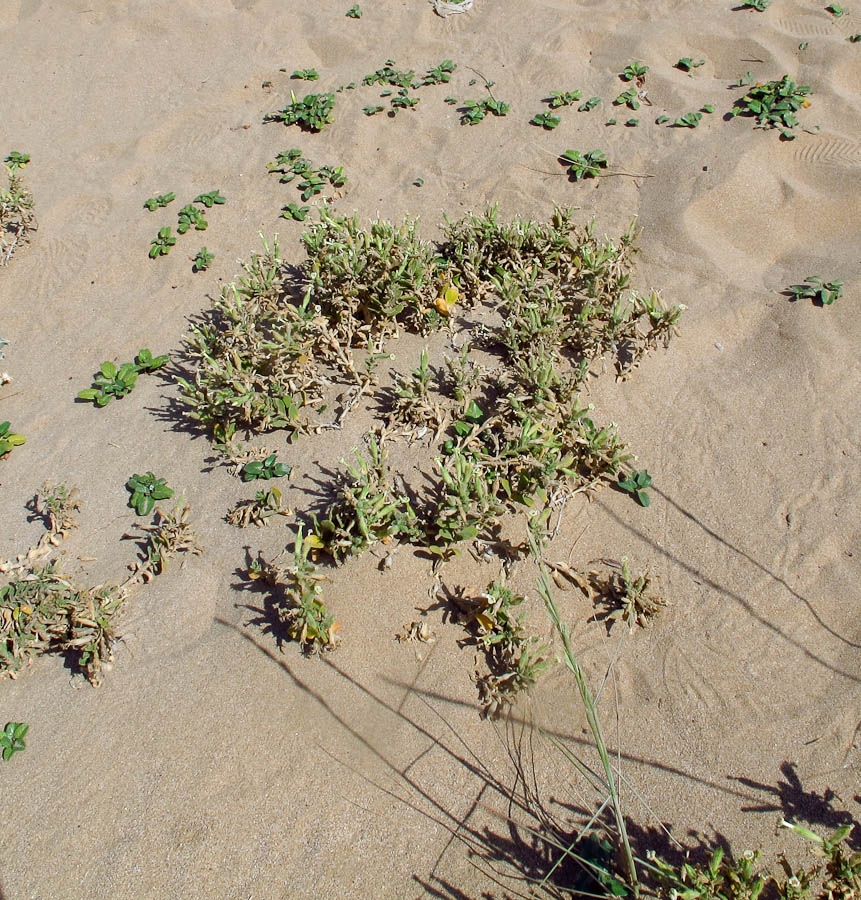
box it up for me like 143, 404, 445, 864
1, 151, 36, 265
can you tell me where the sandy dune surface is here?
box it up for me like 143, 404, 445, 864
1, 1, 859, 898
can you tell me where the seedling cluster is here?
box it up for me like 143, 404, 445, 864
614, 87, 641, 110
290, 68, 319, 81
676, 57, 705, 72
126, 472, 174, 517
357, 58, 459, 116
560, 149, 608, 180
193, 247, 214, 271
148, 190, 225, 258
267, 149, 346, 203
730, 75, 812, 139
143, 192, 175, 211
0, 722, 28, 760
620, 61, 649, 83
77, 349, 168, 406
618, 468, 653, 506
461, 97, 510, 125
265, 91, 336, 131
240, 454, 291, 482
788, 276, 843, 305
0, 421, 25, 459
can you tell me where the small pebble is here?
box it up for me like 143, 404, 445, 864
714, 342, 724, 351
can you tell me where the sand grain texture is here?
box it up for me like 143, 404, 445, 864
1, 1, 859, 898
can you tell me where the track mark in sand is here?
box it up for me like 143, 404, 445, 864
20, 235, 89, 300
136, 107, 227, 162
57, 195, 113, 228
775, 17, 834, 36
660, 631, 745, 715
794, 136, 861, 168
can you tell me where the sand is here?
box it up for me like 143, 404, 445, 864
1, 1, 859, 898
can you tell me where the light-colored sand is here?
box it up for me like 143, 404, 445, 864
1, 1, 859, 898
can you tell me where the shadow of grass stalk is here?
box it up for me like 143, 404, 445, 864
528, 521, 639, 895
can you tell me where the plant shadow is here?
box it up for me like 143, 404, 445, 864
730, 761, 861, 850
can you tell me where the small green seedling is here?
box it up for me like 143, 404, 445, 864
127, 472, 174, 516
143, 192, 175, 211
578, 96, 600, 111
267, 150, 345, 199
546, 90, 583, 108
615, 87, 641, 109
0, 722, 28, 761
444, 96, 457, 105
826, 3, 845, 15
291, 68, 319, 80
740, 0, 770, 9
77, 351, 165, 406
732, 72, 754, 87
281, 203, 311, 221
618, 469, 652, 507
346, 3, 362, 16
134, 348, 169, 372
848, 32, 861, 40
461, 97, 510, 124
676, 57, 705, 72
193, 247, 214, 271
673, 111, 703, 128
363, 105, 385, 115
788, 276, 843, 305
625, 118, 639, 126
241, 453, 291, 482
560, 149, 608, 180
422, 59, 456, 85
267, 148, 310, 183
266, 92, 336, 131
701, 104, 715, 113
149, 226, 176, 258
194, 190, 226, 207
799, 41, 810, 49
3, 152, 30, 173
655, 114, 671, 124
413, 177, 424, 187
362, 59, 415, 89
0, 421, 25, 457
177, 204, 207, 234
299, 166, 345, 200
77, 361, 138, 406
441, 414, 478, 454
531, 112, 560, 129
390, 90, 420, 112
730, 75, 812, 138
606, 118, 617, 125
620, 61, 648, 82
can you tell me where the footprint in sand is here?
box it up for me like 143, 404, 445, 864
793, 135, 861, 169
775, 16, 837, 37
17, 234, 90, 302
